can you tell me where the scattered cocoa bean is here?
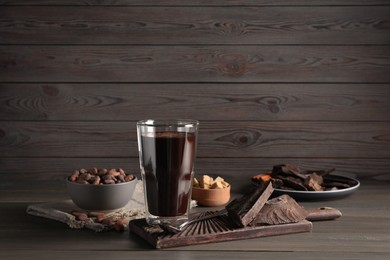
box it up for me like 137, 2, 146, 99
116, 217, 127, 225
70, 209, 127, 232
114, 223, 125, 232
87, 211, 105, 218
77, 213, 88, 221
102, 216, 116, 226
71, 210, 83, 216
71, 210, 89, 221
95, 214, 106, 223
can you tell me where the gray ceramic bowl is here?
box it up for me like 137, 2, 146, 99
66, 177, 137, 211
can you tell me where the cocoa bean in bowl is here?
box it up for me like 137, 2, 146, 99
66, 167, 137, 211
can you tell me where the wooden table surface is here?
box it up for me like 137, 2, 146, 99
1, 180, 389, 260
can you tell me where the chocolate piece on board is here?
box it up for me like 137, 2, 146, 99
226, 181, 274, 227
253, 195, 308, 225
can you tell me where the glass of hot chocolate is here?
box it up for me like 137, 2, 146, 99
136, 119, 199, 226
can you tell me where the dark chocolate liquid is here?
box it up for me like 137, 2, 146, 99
140, 131, 196, 217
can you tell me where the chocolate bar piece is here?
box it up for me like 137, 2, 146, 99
226, 181, 274, 227
253, 195, 307, 225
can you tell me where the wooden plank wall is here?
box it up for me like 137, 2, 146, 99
0, 0, 389, 191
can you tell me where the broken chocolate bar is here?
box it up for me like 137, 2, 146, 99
226, 181, 274, 227
253, 195, 308, 225
274, 175, 308, 191
253, 164, 349, 192
272, 164, 307, 180
253, 195, 343, 225
304, 173, 324, 191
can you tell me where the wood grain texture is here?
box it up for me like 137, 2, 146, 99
129, 218, 312, 249
1, 46, 389, 82
1, 0, 389, 6
1, 182, 390, 255
0, 121, 389, 158
0, 158, 388, 188
1, 6, 389, 44
0, 2, 389, 257
1, 84, 389, 121
0, 2, 389, 188
0, 251, 388, 260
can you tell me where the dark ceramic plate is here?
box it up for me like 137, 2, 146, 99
253, 174, 360, 200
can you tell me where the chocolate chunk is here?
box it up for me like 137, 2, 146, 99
276, 175, 308, 191
272, 164, 308, 180
226, 181, 274, 227
304, 173, 323, 191
253, 195, 308, 225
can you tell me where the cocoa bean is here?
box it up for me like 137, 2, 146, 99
90, 167, 98, 175
91, 176, 101, 185
116, 217, 127, 225
77, 179, 88, 184
69, 167, 135, 185
98, 168, 108, 175
103, 179, 115, 184
109, 168, 120, 177
69, 174, 78, 182
95, 214, 106, 223
79, 172, 92, 181
102, 216, 115, 226
117, 175, 125, 182
102, 175, 113, 181
70, 209, 127, 232
88, 211, 105, 218
125, 174, 135, 182
79, 168, 87, 174
114, 223, 125, 232
71, 210, 89, 221
77, 213, 88, 221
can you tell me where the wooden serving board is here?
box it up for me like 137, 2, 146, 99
129, 212, 312, 249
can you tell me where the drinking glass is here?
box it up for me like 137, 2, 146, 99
137, 119, 199, 226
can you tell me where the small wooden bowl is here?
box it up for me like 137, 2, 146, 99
192, 185, 231, 207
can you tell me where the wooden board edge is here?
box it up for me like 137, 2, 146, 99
129, 218, 313, 249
